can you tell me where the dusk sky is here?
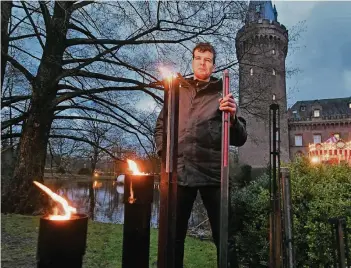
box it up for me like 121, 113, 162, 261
274, 1, 351, 107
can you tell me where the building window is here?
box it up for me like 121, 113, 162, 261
272, 49, 276, 55
300, 106, 306, 111
334, 133, 340, 140
272, 94, 276, 101
295, 135, 302, 147
313, 134, 321, 144
313, 109, 320, 117
272, 69, 276, 75
349, 102, 351, 108
250, 68, 253, 76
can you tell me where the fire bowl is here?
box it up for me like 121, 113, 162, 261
37, 213, 88, 268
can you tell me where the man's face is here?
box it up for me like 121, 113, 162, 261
192, 49, 215, 81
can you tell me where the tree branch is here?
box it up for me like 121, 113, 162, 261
70, 1, 95, 12
1, 52, 34, 82
39, 1, 51, 30
21, 1, 45, 49
50, 134, 125, 163
1, 95, 32, 107
1, 114, 27, 130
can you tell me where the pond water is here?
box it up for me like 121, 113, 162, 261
45, 179, 208, 229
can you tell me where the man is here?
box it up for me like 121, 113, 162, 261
154, 42, 247, 267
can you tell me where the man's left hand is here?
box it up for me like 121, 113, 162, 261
219, 93, 237, 120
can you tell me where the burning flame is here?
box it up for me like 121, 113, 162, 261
127, 159, 146, 175
126, 159, 147, 204
93, 181, 102, 189
33, 181, 77, 220
159, 66, 176, 80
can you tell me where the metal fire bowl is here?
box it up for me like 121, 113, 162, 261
37, 213, 88, 268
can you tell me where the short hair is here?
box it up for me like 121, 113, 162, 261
192, 42, 216, 64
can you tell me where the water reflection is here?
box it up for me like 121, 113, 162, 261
45, 180, 206, 228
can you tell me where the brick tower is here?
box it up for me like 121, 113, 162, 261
236, 1, 289, 170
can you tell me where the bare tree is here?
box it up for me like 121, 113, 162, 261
1, 1, 247, 213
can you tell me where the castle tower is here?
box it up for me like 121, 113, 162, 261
236, 1, 289, 170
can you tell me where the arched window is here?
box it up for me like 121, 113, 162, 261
272, 69, 276, 75
272, 49, 276, 55
250, 68, 253, 76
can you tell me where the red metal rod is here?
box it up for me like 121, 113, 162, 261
219, 70, 230, 268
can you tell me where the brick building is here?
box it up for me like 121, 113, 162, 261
237, 0, 290, 169
288, 97, 351, 159
237, 0, 350, 169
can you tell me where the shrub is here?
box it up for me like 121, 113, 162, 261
230, 158, 351, 267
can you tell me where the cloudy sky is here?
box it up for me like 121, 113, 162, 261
273, 1, 351, 107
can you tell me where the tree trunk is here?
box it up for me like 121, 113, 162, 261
2, 1, 74, 214
1, 0, 12, 88
2, 95, 56, 213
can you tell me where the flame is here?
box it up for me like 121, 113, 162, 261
126, 159, 146, 204
159, 66, 176, 81
128, 180, 136, 204
127, 159, 146, 175
33, 181, 77, 220
93, 181, 102, 189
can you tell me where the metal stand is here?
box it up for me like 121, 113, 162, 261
157, 76, 179, 268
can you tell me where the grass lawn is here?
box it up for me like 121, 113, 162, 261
1, 214, 217, 268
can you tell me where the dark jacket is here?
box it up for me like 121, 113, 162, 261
154, 76, 247, 187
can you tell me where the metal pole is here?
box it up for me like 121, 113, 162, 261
336, 219, 346, 268
269, 103, 282, 268
219, 70, 230, 268
157, 76, 179, 268
281, 167, 294, 268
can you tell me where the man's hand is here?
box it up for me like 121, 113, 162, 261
219, 93, 237, 121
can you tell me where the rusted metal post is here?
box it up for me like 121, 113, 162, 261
157, 75, 179, 268
280, 167, 294, 268
269, 102, 282, 268
219, 70, 230, 268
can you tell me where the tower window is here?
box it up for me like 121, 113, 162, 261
250, 68, 253, 76
313, 109, 320, 117
272, 69, 276, 75
272, 49, 276, 55
272, 94, 276, 101
300, 106, 306, 111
